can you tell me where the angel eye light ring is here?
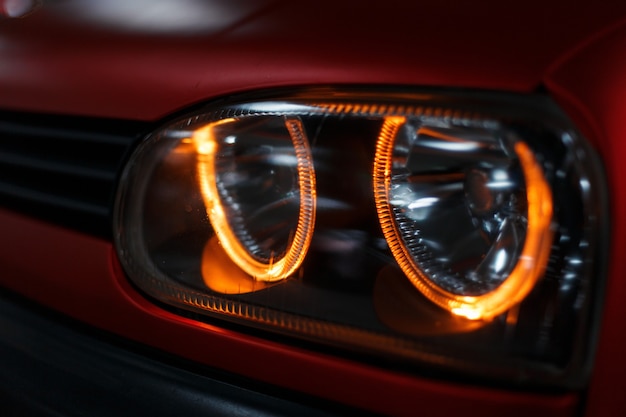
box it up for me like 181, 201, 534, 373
193, 117, 316, 282
373, 116, 554, 320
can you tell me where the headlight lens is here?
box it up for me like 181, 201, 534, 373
114, 89, 607, 387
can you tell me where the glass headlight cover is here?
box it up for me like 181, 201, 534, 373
114, 89, 607, 387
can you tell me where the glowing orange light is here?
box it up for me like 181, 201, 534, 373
374, 117, 553, 320
193, 118, 316, 283
201, 236, 273, 294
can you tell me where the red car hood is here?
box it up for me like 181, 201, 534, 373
1, 0, 626, 120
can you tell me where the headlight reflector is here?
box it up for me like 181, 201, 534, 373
193, 117, 316, 283
373, 117, 554, 320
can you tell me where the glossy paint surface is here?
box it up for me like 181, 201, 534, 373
0, 0, 625, 120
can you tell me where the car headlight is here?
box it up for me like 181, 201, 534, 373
114, 88, 607, 387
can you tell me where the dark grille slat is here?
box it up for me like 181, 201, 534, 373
0, 121, 136, 145
0, 111, 151, 238
0, 151, 116, 181
0, 182, 109, 217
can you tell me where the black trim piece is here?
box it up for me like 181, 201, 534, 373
0, 289, 348, 417
0, 111, 150, 238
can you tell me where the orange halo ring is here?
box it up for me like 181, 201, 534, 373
373, 116, 553, 320
193, 117, 316, 282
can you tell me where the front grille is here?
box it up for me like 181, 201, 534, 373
0, 111, 151, 239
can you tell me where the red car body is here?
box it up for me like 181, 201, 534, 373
1, 1, 625, 416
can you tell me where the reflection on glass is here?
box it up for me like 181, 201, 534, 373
201, 236, 273, 294
374, 265, 486, 336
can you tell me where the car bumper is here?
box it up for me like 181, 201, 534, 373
0, 288, 345, 417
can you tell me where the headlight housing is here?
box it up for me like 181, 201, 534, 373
114, 88, 607, 387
